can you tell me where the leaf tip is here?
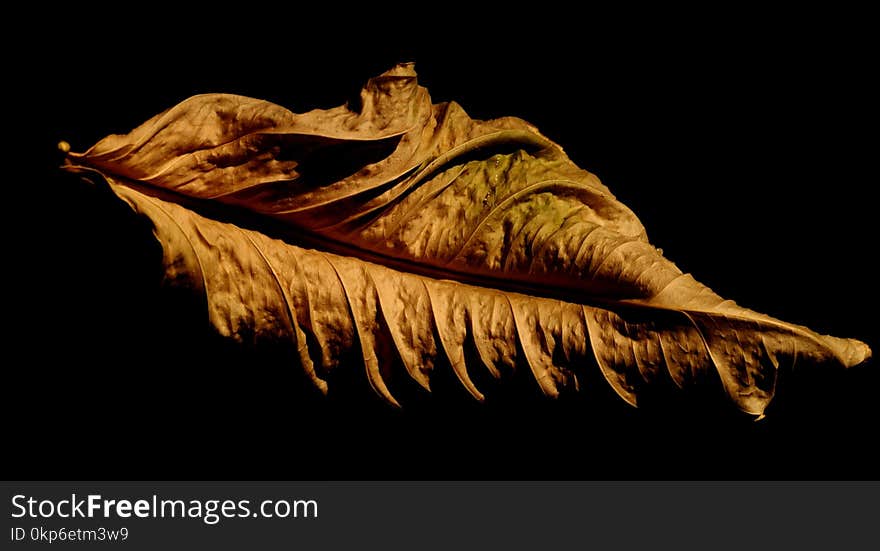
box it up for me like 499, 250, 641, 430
844, 338, 872, 368
825, 336, 872, 368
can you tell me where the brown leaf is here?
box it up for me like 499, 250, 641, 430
64, 64, 871, 416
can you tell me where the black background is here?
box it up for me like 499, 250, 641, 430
9, 7, 876, 480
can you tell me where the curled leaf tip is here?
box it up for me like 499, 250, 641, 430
845, 339, 872, 368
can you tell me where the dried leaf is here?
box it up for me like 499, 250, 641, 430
64, 63, 871, 416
